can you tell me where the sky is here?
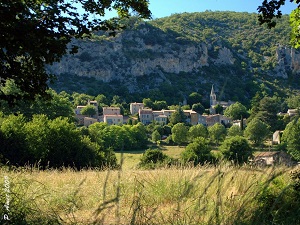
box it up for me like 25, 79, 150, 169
148, 0, 296, 19
102, 0, 297, 20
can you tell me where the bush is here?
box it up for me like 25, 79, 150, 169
219, 136, 252, 164
0, 114, 117, 169
181, 137, 212, 165
250, 172, 300, 224
139, 149, 172, 169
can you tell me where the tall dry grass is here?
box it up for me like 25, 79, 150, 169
0, 163, 295, 225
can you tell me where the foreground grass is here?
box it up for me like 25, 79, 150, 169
0, 164, 298, 225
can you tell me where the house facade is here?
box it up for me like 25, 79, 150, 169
84, 117, 98, 127
253, 151, 295, 166
183, 110, 199, 125
130, 102, 144, 115
139, 108, 153, 125
103, 107, 121, 116
104, 115, 123, 125
154, 115, 168, 125
273, 130, 283, 145
206, 114, 232, 127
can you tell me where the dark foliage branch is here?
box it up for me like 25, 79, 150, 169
0, 0, 151, 105
257, 0, 300, 27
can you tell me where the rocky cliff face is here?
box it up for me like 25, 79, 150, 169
274, 47, 300, 78
48, 12, 300, 94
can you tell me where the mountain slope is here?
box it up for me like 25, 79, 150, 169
48, 11, 300, 105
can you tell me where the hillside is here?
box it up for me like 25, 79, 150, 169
48, 11, 300, 105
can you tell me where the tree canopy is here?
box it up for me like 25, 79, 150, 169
0, 0, 151, 104
224, 102, 248, 120
208, 123, 226, 145
244, 118, 270, 145
171, 123, 188, 145
81, 105, 97, 117
181, 137, 212, 165
282, 118, 300, 161
258, 0, 300, 47
220, 136, 252, 164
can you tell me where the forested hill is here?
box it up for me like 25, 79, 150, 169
49, 11, 300, 105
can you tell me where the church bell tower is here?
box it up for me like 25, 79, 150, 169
210, 85, 217, 107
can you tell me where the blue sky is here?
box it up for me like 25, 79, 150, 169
102, 0, 296, 20
148, 0, 296, 19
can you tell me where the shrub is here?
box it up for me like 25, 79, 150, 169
219, 136, 252, 164
181, 137, 211, 165
139, 149, 172, 169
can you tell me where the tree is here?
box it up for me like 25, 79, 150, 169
227, 125, 243, 137
251, 96, 286, 131
192, 103, 205, 114
171, 123, 188, 145
95, 94, 109, 106
257, 0, 300, 47
220, 136, 252, 164
188, 92, 202, 106
81, 105, 97, 117
0, 114, 28, 165
1, 88, 75, 120
143, 98, 154, 109
282, 118, 300, 161
188, 124, 208, 141
153, 100, 168, 110
224, 102, 248, 120
244, 118, 270, 145
139, 149, 170, 168
286, 94, 300, 109
0, 114, 117, 168
152, 130, 161, 143
169, 106, 186, 125
214, 104, 223, 114
0, 0, 151, 104
112, 95, 122, 105
73, 93, 94, 107
181, 137, 211, 165
208, 123, 226, 145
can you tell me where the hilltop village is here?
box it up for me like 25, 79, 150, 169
75, 85, 235, 127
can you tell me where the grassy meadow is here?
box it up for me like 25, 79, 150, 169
0, 147, 299, 225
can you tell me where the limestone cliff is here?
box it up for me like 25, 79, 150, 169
48, 12, 300, 97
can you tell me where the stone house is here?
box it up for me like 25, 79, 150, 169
273, 130, 283, 145
139, 108, 153, 125
103, 107, 121, 116
183, 110, 199, 125
162, 109, 176, 117
154, 115, 168, 125
75, 100, 99, 125
101, 106, 124, 125
84, 117, 98, 127
104, 115, 123, 125
287, 109, 298, 117
75, 105, 86, 115
253, 151, 295, 166
130, 102, 144, 115
198, 115, 208, 126
206, 114, 232, 127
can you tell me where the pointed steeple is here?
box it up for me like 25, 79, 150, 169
210, 85, 215, 96
210, 85, 217, 107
